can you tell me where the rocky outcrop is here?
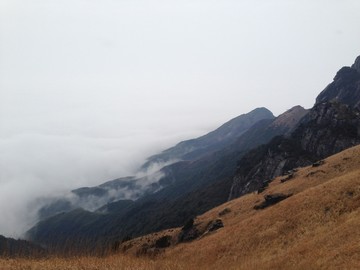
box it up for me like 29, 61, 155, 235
351, 55, 360, 73
178, 217, 224, 243
154, 235, 172, 248
293, 102, 360, 157
316, 58, 360, 110
228, 136, 315, 199
254, 193, 292, 210
229, 56, 360, 200
218, 208, 231, 216
178, 219, 200, 242
207, 219, 224, 232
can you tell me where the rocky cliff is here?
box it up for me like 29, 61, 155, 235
229, 56, 360, 199
316, 57, 360, 109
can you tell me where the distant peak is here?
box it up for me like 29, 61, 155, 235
271, 105, 308, 128
248, 107, 274, 117
252, 107, 271, 112
284, 105, 306, 113
351, 55, 360, 73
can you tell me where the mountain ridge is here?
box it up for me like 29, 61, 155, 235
36, 107, 275, 220
141, 107, 274, 168
229, 56, 360, 199
26, 105, 308, 250
25, 55, 360, 258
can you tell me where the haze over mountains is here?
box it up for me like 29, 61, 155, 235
2, 1, 360, 268
2, 0, 360, 242
36, 108, 274, 217
20, 56, 360, 255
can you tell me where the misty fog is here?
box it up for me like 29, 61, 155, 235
1, 0, 360, 237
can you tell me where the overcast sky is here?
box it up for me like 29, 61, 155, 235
0, 0, 360, 236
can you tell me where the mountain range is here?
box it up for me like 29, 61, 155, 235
4, 55, 359, 258
36, 107, 275, 219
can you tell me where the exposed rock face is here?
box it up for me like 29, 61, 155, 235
154, 235, 172, 248
178, 218, 224, 243
207, 219, 224, 232
316, 58, 360, 110
218, 208, 231, 216
351, 56, 360, 73
181, 218, 194, 231
229, 56, 360, 200
293, 102, 360, 157
178, 227, 200, 242
228, 136, 315, 199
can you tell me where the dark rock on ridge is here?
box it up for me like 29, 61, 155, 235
351, 56, 360, 73
316, 59, 360, 110
181, 218, 195, 231
280, 173, 295, 183
312, 160, 325, 167
178, 227, 200, 242
207, 219, 224, 232
218, 208, 231, 216
254, 193, 292, 210
154, 235, 172, 248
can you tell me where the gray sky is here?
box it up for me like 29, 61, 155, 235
0, 0, 360, 236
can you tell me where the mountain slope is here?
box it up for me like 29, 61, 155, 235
141, 105, 307, 201
0, 235, 45, 258
37, 108, 274, 220
117, 145, 360, 270
27, 56, 360, 255
142, 107, 274, 168
26, 106, 305, 251
7, 145, 360, 269
226, 105, 308, 153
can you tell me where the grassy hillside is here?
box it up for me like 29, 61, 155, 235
3, 145, 360, 269
157, 145, 360, 269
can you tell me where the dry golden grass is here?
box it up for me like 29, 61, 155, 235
4, 145, 360, 269
0, 255, 173, 270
